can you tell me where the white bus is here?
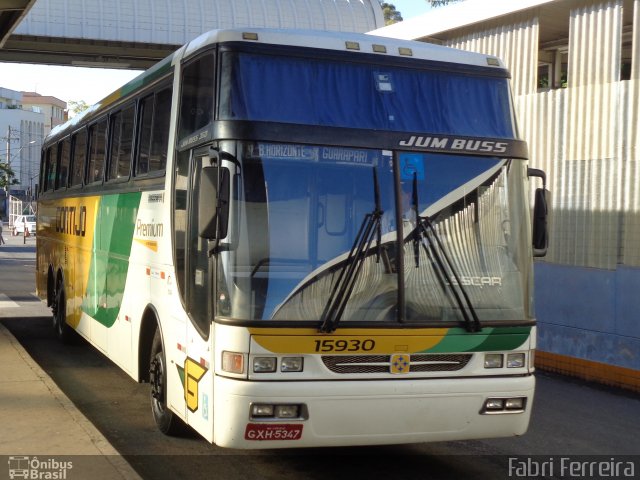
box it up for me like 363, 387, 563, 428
36, 28, 549, 448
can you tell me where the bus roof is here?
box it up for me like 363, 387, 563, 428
48, 28, 507, 142
184, 28, 506, 70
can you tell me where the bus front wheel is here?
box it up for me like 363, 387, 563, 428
149, 328, 186, 436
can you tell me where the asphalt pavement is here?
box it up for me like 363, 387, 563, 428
0, 232, 141, 480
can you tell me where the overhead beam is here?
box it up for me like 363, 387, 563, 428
0, 35, 178, 69
0, 0, 36, 48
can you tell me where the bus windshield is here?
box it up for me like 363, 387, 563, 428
216, 142, 533, 325
220, 51, 514, 138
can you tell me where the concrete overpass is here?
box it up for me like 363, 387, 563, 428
0, 0, 384, 70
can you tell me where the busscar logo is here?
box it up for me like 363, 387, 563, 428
399, 135, 508, 154
7, 456, 73, 479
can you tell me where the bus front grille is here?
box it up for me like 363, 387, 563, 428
321, 354, 472, 374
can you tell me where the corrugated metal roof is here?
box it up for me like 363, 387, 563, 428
15, 0, 384, 43
370, 0, 558, 41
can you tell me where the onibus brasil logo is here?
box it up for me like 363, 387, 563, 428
7, 456, 73, 479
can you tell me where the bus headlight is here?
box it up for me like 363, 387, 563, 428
484, 354, 503, 368
253, 357, 277, 373
281, 357, 304, 372
506, 353, 525, 368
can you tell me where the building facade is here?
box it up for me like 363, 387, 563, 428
21, 91, 66, 132
374, 0, 640, 391
0, 87, 45, 201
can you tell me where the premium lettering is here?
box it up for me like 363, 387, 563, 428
136, 219, 164, 238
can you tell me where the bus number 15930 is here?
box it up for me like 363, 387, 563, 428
314, 339, 375, 352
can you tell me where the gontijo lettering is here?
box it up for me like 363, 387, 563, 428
55, 206, 87, 236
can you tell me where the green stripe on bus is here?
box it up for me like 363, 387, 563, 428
424, 326, 531, 353
82, 192, 142, 327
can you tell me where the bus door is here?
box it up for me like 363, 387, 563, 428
175, 145, 217, 441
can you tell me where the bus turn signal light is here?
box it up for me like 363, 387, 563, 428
222, 351, 245, 374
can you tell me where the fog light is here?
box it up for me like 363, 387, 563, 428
253, 357, 277, 373
507, 353, 525, 368
251, 404, 274, 417
281, 357, 304, 372
274, 405, 299, 418
484, 398, 504, 410
505, 397, 525, 410
484, 354, 503, 368
222, 351, 245, 374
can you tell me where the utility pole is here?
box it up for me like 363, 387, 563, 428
6, 126, 11, 171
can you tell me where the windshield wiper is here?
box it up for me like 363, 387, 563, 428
411, 175, 482, 333
319, 168, 383, 333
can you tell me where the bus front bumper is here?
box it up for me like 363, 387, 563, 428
212, 374, 535, 449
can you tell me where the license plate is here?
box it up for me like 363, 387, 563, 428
244, 423, 303, 441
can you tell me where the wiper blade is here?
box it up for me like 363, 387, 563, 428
319, 168, 383, 333
412, 176, 481, 333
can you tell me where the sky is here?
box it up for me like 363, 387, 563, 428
0, 1, 432, 107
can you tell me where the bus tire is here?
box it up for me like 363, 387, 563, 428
52, 274, 73, 343
149, 328, 186, 436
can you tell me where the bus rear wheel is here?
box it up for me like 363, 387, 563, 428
149, 328, 186, 436
51, 275, 73, 343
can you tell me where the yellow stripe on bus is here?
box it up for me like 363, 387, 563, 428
248, 327, 450, 354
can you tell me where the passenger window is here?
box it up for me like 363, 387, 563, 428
136, 85, 172, 176
44, 146, 56, 192
108, 105, 134, 181
179, 53, 215, 138
56, 138, 71, 189
87, 118, 107, 184
70, 130, 87, 187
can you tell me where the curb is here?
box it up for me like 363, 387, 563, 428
0, 323, 142, 480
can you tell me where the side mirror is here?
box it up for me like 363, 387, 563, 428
527, 168, 550, 257
198, 165, 230, 239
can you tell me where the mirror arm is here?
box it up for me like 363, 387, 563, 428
527, 167, 546, 189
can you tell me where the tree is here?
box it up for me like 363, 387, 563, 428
428, 0, 464, 7
68, 100, 90, 116
0, 162, 19, 191
381, 3, 403, 25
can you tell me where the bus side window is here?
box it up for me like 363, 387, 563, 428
108, 105, 134, 181
87, 118, 107, 184
136, 93, 153, 175
70, 130, 87, 187
56, 138, 71, 190
136, 84, 172, 177
44, 146, 56, 192
178, 52, 215, 139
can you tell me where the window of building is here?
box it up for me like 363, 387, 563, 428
620, 0, 634, 81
